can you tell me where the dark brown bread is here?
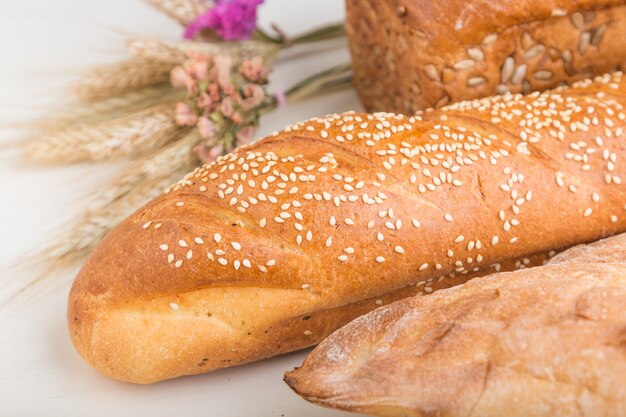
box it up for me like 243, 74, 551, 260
347, 0, 626, 113
286, 233, 626, 417
69, 72, 626, 383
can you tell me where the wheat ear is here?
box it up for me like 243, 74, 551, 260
8, 130, 200, 300
143, 0, 210, 25
36, 85, 181, 131
58, 129, 199, 255
72, 59, 174, 101
25, 104, 183, 163
127, 37, 281, 64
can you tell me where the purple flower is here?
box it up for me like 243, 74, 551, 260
185, 0, 264, 41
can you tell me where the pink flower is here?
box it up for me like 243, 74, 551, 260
214, 55, 233, 91
170, 66, 190, 88
220, 97, 234, 117
236, 125, 256, 144
274, 82, 287, 109
175, 102, 198, 126
239, 57, 268, 82
193, 142, 224, 163
191, 59, 209, 80
241, 83, 266, 110
197, 116, 216, 139
184, 0, 264, 41
196, 92, 214, 110
230, 111, 244, 124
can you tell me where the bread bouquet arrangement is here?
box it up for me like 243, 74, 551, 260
64, 0, 626, 415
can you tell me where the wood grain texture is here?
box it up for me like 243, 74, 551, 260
68, 72, 626, 383
285, 234, 626, 417
347, 0, 626, 112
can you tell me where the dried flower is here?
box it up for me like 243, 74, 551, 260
197, 116, 215, 138
170, 53, 271, 162
239, 56, 268, 82
175, 102, 197, 126
184, 0, 264, 41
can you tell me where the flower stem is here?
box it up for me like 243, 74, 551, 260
255, 21, 345, 47
259, 62, 353, 115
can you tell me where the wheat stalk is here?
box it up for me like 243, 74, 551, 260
127, 37, 281, 64
51, 129, 199, 259
5, 147, 196, 305
72, 59, 174, 101
36, 85, 181, 131
25, 103, 183, 163
144, 0, 211, 25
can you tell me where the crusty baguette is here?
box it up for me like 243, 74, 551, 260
347, 0, 626, 113
285, 233, 626, 417
68, 72, 626, 383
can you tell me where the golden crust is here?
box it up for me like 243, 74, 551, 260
347, 0, 626, 112
69, 73, 626, 383
285, 233, 626, 417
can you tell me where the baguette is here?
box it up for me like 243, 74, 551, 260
68, 72, 626, 383
347, 0, 626, 113
285, 233, 626, 417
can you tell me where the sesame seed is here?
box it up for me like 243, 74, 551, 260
231, 242, 242, 250
174, 260, 183, 268
376, 256, 385, 263
178, 240, 188, 248
142, 221, 152, 229
394, 246, 405, 254
304, 330, 312, 336
344, 247, 355, 254
419, 263, 429, 271
186, 250, 193, 259
584, 208, 592, 217
266, 259, 276, 266
175, 201, 184, 207
159, 244, 168, 251
194, 237, 204, 244
167, 254, 175, 263
492, 236, 499, 245
218, 258, 228, 266
412, 219, 420, 228
169, 302, 180, 311
455, 235, 465, 243
338, 255, 348, 262
301, 284, 310, 289
214, 233, 222, 243
375, 299, 384, 306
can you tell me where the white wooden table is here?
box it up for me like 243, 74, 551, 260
0, 1, 365, 415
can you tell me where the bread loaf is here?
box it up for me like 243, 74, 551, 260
68, 72, 626, 383
347, 0, 626, 113
286, 233, 626, 417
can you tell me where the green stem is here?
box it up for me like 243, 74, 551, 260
255, 21, 345, 47
290, 23, 346, 45
259, 62, 353, 115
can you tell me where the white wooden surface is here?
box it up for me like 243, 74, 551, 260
0, 1, 365, 415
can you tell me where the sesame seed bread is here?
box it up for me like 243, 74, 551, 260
347, 0, 626, 113
285, 233, 626, 417
69, 72, 626, 384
